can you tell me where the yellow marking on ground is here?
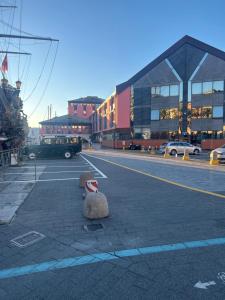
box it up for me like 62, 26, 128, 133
84, 153, 225, 200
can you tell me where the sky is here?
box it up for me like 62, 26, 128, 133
2, 0, 225, 127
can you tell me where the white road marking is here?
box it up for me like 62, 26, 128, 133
194, 281, 216, 289
9, 165, 89, 169
4, 170, 92, 175
80, 154, 107, 178
0, 176, 106, 183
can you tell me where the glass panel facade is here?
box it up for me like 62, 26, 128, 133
160, 86, 169, 97
192, 83, 202, 94
213, 81, 224, 92
170, 85, 179, 96
203, 82, 213, 94
191, 107, 212, 119
160, 108, 178, 120
213, 106, 223, 118
151, 110, 159, 120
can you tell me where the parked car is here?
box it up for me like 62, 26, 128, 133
24, 135, 82, 159
159, 142, 202, 156
213, 145, 225, 163
128, 144, 142, 150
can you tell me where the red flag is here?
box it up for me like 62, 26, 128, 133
1, 54, 8, 73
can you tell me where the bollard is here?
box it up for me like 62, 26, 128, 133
79, 172, 94, 187
210, 150, 219, 165
150, 146, 156, 155
141, 145, 145, 153
164, 147, 170, 158
85, 179, 99, 194
10, 152, 18, 166
182, 148, 190, 161
83, 192, 109, 219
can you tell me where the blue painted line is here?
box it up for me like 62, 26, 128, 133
1, 237, 225, 280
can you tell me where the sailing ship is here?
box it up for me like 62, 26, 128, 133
0, 3, 58, 151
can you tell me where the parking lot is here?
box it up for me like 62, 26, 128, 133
1, 151, 225, 299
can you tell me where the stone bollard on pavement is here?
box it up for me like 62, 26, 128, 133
83, 192, 109, 219
79, 172, 94, 188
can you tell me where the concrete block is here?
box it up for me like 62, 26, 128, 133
83, 192, 109, 219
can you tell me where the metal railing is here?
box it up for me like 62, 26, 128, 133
0, 147, 23, 169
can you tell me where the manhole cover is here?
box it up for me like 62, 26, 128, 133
11, 231, 45, 247
84, 223, 104, 232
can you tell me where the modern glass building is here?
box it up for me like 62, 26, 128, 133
92, 35, 225, 149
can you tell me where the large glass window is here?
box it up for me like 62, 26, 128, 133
213, 81, 224, 92
160, 108, 178, 120
160, 86, 169, 97
151, 110, 159, 120
170, 85, 179, 96
213, 106, 223, 118
202, 106, 212, 118
203, 82, 213, 94
192, 83, 202, 94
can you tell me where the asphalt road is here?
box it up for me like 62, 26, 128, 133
0, 152, 225, 299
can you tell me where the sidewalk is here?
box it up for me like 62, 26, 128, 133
0, 162, 46, 224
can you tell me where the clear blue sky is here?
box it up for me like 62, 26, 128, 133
2, 0, 225, 126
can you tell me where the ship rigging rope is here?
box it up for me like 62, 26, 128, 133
28, 41, 59, 118
18, 0, 23, 79
23, 41, 52, 102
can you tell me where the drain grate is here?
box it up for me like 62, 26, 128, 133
84, 223, 104, 232
11, 231, 46, 248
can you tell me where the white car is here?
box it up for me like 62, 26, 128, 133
159, 142, 202, 156
214, 145, 225, 162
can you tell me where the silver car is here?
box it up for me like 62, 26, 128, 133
159, 142, 202, 156
214, 144, 225, 162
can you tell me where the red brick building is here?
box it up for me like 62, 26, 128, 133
40, 96, 104, 140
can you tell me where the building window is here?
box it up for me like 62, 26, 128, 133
160, 86, 169, 97
160, 108, 178, 120
192, 107, 212, 119
213, 106, 223, 118
203, 82, 213, 94
104, 116, 107, 129
74, 104, 77, 112
151, 110, 159, 120
192, 83, 202, 94
83, 105, 87, 115
104, 104, 107, 115
213, 81, 224, 92
152, 84, 179, 97
170, 85, 179, 96
202, 106, 212, 118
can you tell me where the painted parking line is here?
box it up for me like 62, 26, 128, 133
0, 176, 107, 184
80, 154, 107, 178
1, 236, 225, 279
84, 153, 225, 200
10, 165, 90, 169
4, 170, 95, 175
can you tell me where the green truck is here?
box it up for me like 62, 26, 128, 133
24, 135, 82, 159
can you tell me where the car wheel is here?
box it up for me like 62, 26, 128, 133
64, 151, 72, 159
170, 149, 177, 156
193, 149, 200, 155
28, 152, 36, 160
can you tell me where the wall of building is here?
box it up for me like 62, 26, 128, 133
68, 102, 96, 119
